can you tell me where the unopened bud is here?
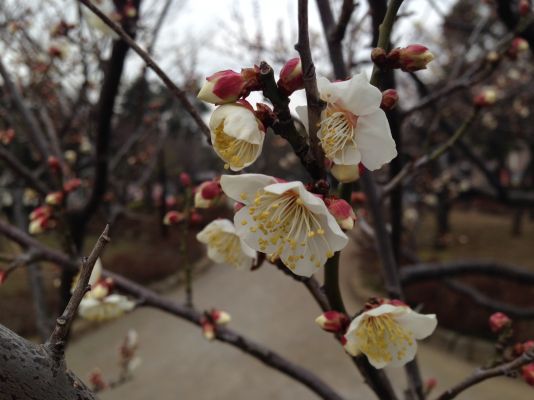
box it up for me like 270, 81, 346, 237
179, 172, 192, 187
47, 156, 61, 172
474, 88, 497, 107
124, 1, 137, 17
197, 67, 260, 105
278, 58, 304, 95
29, 205, 52, 221
211, 309, 231, 325
515, 340, 534, 355
489, 312, 511, 333
163, 210, 184, 225
508, 37, 530, 59
45, 191, 64, 206
519, 0, 531, 16
64, 149, 77, 164
189, 211, 203, 226
326, 198, 356, 230
63, 178, 81, 192
29, 217, 49, 235
0, 270, 6, 285
522, 363, 534, 386
201, 319, 215, 341
315, 311, 349, 333
380, 89, 399, 111
390, 45, 434, 72
331, 164, 360, 183
351, 191, 367, 204
486, 51, 500, 63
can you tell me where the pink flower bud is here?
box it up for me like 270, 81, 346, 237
326, 198, 356, 230
189, 211, 203, 226
278, 58, 304, 95
0, 269, 6, 285
0, 128, 15, 145
197, 67, 260, 105
211, 309, 231, 325
315, 311, 349, 333
489, 312, 512, 333
508, 37, 529, 59
45, 191, 64, 206
380, 89, 399, 111
519, 0, 531, 16
47, 156, 61, 172
201, 319, 215, 341
200, 181, 222, 200
179, 172, 192, 187
474, 88, 497, 107
29, 205, 52, 221
163, 211, 184, 225
63, 178, 81, 193
390, 45, 434, 72
123, 1, 137, 17
522, 363, 534, 386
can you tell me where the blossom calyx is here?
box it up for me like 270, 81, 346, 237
197, 67, 261, 105
278, 58, 304, 95
315, 311, 349, 333
326, 198, 356, 230
489, 312, 512, 333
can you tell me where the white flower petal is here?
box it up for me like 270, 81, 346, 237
396, 310, 437, 340
220, 174, 277, 205
295, 105, 309, 133
356, 110, 397, 171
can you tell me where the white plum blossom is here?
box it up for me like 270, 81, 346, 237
221, 174, 349, 277
343, 303, 437, 369
197, 219, 256, 270
209, 103, 265, 171
78, 294, 135, 322
297, 73, 397, 171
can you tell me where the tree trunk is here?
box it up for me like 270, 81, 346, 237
0, 324, 96, 400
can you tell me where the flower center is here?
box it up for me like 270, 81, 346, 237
243, 190, 333, 270
214, 123, 258, 169
355, 314, 414, 363
208, 231, 247, 268
319, 105, 358, 160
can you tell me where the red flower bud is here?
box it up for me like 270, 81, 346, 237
47, 156, 61, 172
200, 181, 222, 200
522, 363, 534, 386
473, 88, 497, 107
211, 309, 231, 325
201, 318, 216, 341
380, 89, 399, 111
315, 311, 350, 333
89, 368, 108, 391
189, 211, 203, 226
63, 178, 81, 193
351, 191, 367, 204
165, 195, 177, 208
278, 58, 304, 95
163, 211, 184, 225
0, 128, 15, 145
197, 67, 261, 105
29, 205, 53, 221
508, 37, 529, 59
519, 0, 531, 16
489, 312, 512, 333
326, 198, 356, 230
45, 191, 64, 206
179, 172, 192, 187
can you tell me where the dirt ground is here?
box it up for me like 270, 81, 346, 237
66, 244, 533, 400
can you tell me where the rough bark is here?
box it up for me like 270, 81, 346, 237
0, 324, 96, 400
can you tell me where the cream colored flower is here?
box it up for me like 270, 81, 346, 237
78, 294, 135, 322
197, 219, 256, 270
343, 303, 437, 368
221, 174, 348, 277
209, 103, 265, 171
297, 73, 396, 171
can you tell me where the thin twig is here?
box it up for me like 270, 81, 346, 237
45, 225, 111, 361
77, 0, 210, 140
0, 146, 49, 195
435, 348, 534, 400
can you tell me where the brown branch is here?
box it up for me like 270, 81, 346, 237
332, 0, 357, 43
400, 260, 534, 286
435, 348, 534, 400
0, 219, 343, 400
78, 0, 210, 140
46, 225, 111, 361
443, 279, 534, 319
0, 58, 51, 161
295, 0, 325, 179
0, 146, 49, 195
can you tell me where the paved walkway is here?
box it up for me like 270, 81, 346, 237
67, 250, 532, 400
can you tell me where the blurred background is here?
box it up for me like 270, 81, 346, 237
0, 0, 533, 399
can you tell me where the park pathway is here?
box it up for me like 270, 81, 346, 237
67, 248, 532, 400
